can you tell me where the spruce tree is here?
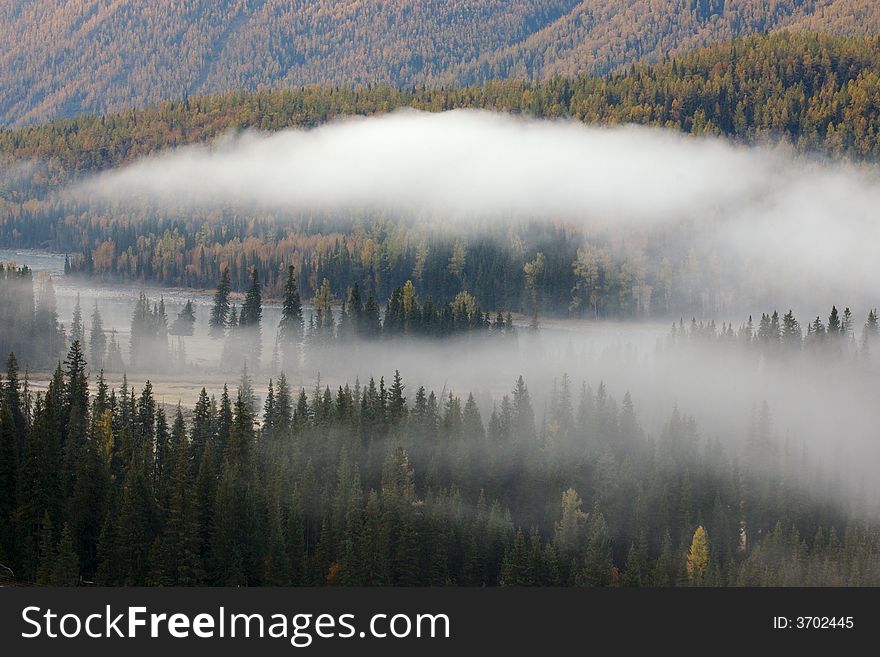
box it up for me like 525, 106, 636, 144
51, 522, 80, 586
170, 300, 196, 336
239, 267, 263, 365
781, 309, 801, 349
363, 293, 381, 338
89, 303, 106, 369
240, 267, 263, 329
863, 309, 879, 350
69, 294, 84, 348
278, 265, 303, 346
209, 268, 231, 338
828, 305, 841, 335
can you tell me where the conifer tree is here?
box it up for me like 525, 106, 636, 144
0, 391, 17, 560
209, 268, 231, 338
781, 309, 801, 349
363, 293, 381, 338
554, 488, 586, 567
863, 309, 879, 350
388, 370, 407, 423
51, 522, 80, 586
69, 294, 84, 348
828, 305, 841, 336
240, 267, 263, 329
89, 303, 106, 369
170, 300, 196, 336
278, 265, 303, 347
686, 525, 710, 584
579, 510, 613, 587
239, 267, 263, 366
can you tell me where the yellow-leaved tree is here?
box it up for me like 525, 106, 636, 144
686, 525, 710, 583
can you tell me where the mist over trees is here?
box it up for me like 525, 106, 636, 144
1, 342, 876, 587
0, 263, 65, 369
3, 28, 880, 592
4, 34, 880, 322
664, 305, 880, 357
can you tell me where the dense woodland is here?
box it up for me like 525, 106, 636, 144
4, 34, 880, 317
0, 260, 515, 374
0, 341, 877, 587
2, 2, 880, 125
3, 27, 880, 588
0, 263, 67, 370
6, 32, 880, 180
10, 255, 880, 376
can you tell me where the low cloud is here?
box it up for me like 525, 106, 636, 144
79, 108, 880, 308
80, 108, 775, 222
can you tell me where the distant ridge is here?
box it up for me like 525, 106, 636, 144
1, 0, 879, 126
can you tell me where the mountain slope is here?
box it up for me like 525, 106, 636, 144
456, 0, 870, 80
5, 31, 880, 196
2, 1, 880, 126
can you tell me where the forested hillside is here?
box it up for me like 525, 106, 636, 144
1, 343, 876, 586
2, 1, 880, 126
5, 31, 880, 188
3, 34, 880, 317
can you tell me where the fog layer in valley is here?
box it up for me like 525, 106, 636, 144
4, 265, 873, 507
81, 109, 880, 309
17, 110, 880, 508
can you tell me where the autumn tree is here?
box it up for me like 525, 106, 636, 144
686, 525, 710, 584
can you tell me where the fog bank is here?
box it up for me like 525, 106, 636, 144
79, 109, 880, 308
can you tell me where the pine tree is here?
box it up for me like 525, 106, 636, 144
501, 528, 529, 585
863, 309, 879, 351
240, 267, 263, 329
387, 370, 407, 423
828, 305, 841, 336
313, 278, 334, 342
170, 300, 196, 336
209, 268, 231, 338
35, 511, 55, 585
841, 307, 854, 340
0, 391, 17, 560
363, 293, 381, 338
623, 536, 649, 587
51, 523, 79, 586
360, 489, 389, 585
239, 267, 263, 366
89, 303, 106, 369
579, 510, 613, 587
347, 284, 364, 337
157, 407, 201, 585
781, 309, 801, 350
69, 294, 84, 348
276, 374, 292, 428
212, 391, 260, 585
156, 298, 169, 343
278, 265, 303, 348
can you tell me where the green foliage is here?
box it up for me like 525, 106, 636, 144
4, 348, 876, 587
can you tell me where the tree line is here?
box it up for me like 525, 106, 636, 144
0, 343, 876, 587
208, 266, 516, 366
666, 305, 880, 354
